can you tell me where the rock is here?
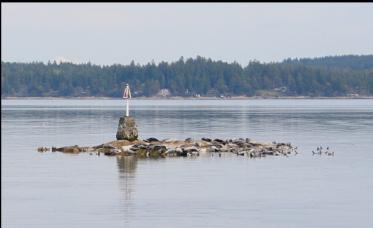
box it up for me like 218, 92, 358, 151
44, 136, 297, 159
199, 148, 207, 153
249, 142, 263, 147
149, 151, 163, 158
166, 149, 178, 157
97, 148, 106, 153
152, 145, 167, 153
229, 147, 239, 153
37, 147, 49, 152
104, 150, 117, 156
121, 145, 133, 152
107, 140, 134, 148
146, 144, 167, 158
80, 147, 90, 152
116, 116, 138, 141
93, 140, 133, 149
103, 144, 116, 149
61, 145, 81, 153
276, 143, 286, 148
130, 144, 147, 151
233, 140, 245, 147
262, 151, 274, 156
136, 148, 148, 158
92, 144, 104, 149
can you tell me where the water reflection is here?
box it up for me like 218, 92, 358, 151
116, 156, 137, 201
116, 156, 138, 226
2, 99, 373, 228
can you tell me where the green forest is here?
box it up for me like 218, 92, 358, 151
2, 55, 373, 97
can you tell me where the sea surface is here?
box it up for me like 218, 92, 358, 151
2, 99, 373, 228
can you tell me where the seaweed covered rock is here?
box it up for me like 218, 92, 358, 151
116, 116, 138, 141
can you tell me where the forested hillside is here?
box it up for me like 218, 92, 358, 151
282, 55, 373, 70
2, 55, 373, 97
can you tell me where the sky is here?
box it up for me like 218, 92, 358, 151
2, 3, 373, 66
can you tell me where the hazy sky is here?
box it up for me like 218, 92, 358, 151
2, 3, 373, 65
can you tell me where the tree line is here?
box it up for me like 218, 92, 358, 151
2, 55, 373, 97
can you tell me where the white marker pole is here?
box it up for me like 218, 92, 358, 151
126, 98, 129, 117
123, 84, 131, 117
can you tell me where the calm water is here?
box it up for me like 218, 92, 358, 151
2, 99, 373, 228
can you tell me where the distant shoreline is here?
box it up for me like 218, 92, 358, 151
2, 96, 373, 100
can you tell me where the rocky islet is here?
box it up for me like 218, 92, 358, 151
38, 116, 298, 158
40, 137, 297, 158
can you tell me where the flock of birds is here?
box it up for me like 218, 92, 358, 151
209, 145, 335, 157
312, 146, 335, 156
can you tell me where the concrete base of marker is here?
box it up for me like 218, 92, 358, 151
116, 116, 138, 141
